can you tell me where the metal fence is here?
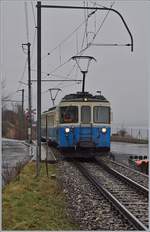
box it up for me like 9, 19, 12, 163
111, 126, 149, 140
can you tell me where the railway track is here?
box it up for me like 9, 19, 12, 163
96, 155, 148, 188
95, 157, 149, 197
74, 160, 149, 231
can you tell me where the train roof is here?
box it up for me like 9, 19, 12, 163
42, 92, 109, 114
42, 106, 56, 114
61, 92, 109, 102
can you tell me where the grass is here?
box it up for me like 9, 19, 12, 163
2, 162, 79, 230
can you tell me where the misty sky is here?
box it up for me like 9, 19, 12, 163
1, 0, 150, 128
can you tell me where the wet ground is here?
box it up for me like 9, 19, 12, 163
2, 138, 30, 167
2, 139, 148, 165
2, 138, 32, 187
111, 141, 148, 156
111, 142, 149, 166
2, 139, 149, 184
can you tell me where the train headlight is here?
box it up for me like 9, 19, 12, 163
102, 127, 107, 133
65, 128, 70, 133
84, 97, 88, 101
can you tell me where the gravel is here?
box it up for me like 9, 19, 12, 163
57, 160, 135, 230
98, 156, 149, 188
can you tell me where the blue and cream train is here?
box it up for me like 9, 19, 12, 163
41, 91, 111, 152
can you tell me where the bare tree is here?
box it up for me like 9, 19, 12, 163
1, 78, 9, 110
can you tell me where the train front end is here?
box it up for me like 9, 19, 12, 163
57, 92, 111, 152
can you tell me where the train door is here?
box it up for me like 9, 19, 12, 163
79, 106, 92, 143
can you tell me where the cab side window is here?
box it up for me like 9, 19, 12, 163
60, 106, 78, 123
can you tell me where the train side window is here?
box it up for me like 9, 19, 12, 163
81, 106, 91, 123
41, 117, 46, 127
48, 115, 54, 127
60, 106, 78, 123
93, 106, 110, 124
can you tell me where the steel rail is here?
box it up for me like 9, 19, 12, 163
95, 157, 149, 197
108, 157, 148, 178
74, 161, 148, 231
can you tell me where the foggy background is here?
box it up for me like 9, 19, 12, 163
1, 0, 150, 128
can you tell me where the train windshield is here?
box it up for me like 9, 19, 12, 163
81, 106, 91, 123
93, 106, 110, 124
60, 106, 78, 123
